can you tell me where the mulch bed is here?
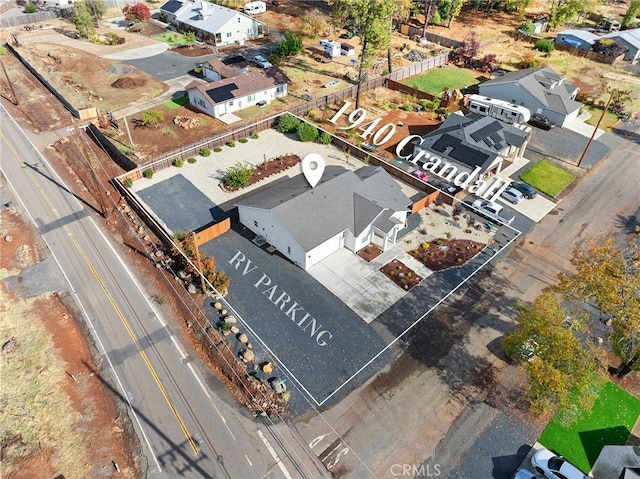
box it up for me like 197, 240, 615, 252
222, 154, 301, 192
380, 259, 423, 291
357, 243, 383, 262
409, 238, 485, 271
169, 45, 215, 57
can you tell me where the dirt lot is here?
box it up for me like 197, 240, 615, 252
0, 177, 141, 479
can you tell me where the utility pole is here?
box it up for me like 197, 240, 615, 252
192, 232, 206, 294
577, 91, 613, 168
1, 61, 19, 105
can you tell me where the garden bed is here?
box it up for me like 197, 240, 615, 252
380, 259, 423, 290
221, 154, 301, 191
357, 243, 383, 262
409, 238, 485, 271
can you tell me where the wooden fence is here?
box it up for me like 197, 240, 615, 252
0, 10, 56, 28
195, 218, 231, 246
386, 79, 436, 100
397, 23, 463, 50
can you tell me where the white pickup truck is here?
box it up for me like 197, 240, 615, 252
472, 199, 515, 225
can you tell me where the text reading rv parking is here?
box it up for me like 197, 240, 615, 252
229, 251, 334, 347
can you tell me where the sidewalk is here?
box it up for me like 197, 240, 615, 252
564, 110, 605, 140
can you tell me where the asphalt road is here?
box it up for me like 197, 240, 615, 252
0, 106, 322, 479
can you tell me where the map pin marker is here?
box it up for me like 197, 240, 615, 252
301, 153, 325, 188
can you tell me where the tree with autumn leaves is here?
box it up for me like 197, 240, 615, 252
554, 232, 640, 377
502, 293, 604, 425
504, 230, 639, 422
123, 3, 151, 22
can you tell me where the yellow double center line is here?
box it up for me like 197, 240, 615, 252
1, 131, 198, 454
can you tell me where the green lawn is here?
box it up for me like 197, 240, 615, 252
402, 66, 479, 96
520, 160, 575, 197
539, 381, 640, 474
582, 105, 620, 131
163, 96, 188, 109
152, 32, 187, 46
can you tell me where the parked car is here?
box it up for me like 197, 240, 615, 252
531, 448, 588, 479
411, 169, 428, 181
512, 469, 537, 479
471, 199, 515, 224
473, 199, 503, 217
501, 187, 525, 204
528, 113, 555, 130
509, 181, 537, 199
253, 55, 273, 68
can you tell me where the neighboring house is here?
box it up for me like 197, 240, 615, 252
589, 445, 640, 478
410, 112, 530, 180
159, 0, 266, 46
236, 166, 412, 270
555, 29, 600, 50
201, 55, 249, 82
603, 28, 640, 63
478, 66, 583, 127
185, 67, 289, 118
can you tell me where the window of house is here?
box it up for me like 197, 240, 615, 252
254, 220, 258, 227
226, 32, 232, 38
276, 85, 284, 93
287, 246, 291, 254
247, 94, 255, 101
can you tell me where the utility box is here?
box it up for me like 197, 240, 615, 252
244, 1, 266, 14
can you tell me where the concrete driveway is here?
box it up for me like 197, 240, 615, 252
308, 247, 433, 324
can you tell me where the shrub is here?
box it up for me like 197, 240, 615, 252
24, 2, 37, 13
174, 158, 184, 167
534, 39, 554, 53
277, 113, 300, 133
274, 32, 303, 58
225, 162, 253, 188
250, 131, 259, 139
517, 21, 535, 35
520, 52, 538, 68
142, 110, 164, 129
187, 157, 197, 164
200, 146, 211, 156
387, 102, 398, 110
105, 32, 121, 45
227, 139, 236, 147
143, 168, 153, 179
123, 178, 133, 188
592, 38, 625, 57
422, 242, 430, 249
0, 46, 7, 56
401, 104, 414, 111
435, 107, 447, 115
318, 131, 332, 145
297, 122, 319, 142
213, 147, 222, 153
239, 138, 248, 143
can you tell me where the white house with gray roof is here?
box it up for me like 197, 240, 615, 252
159, 0, 266, 46
478, 66, 582, 127
410, 112, 530, 179
236, 166, 412, 270
603, 28, 640, 63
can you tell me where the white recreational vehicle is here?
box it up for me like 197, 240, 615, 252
244, 1, 266, 14
466, 94, 531, 124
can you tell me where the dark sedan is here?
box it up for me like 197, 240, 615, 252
509, 181, 537, 199
528, 113, 556, 130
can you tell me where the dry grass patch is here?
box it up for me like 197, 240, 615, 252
0, 290, 90, 478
